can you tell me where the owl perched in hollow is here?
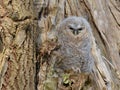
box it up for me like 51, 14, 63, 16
54, 16, 94, 74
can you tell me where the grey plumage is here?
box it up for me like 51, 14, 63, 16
54, 16, 94, 74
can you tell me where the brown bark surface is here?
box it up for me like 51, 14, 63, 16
0, 0, 37, 90
35, 0, 120, 90
0, 0, 120, 90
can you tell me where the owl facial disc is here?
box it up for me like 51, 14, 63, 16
68, 24, 84, 35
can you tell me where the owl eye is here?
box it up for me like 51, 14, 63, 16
68, 25, 84, 35
77, 28, 83, 33
78, 27, 85, 33
78, 27, 83, 31
69, 27, 74, 30
68, 26, 75, 34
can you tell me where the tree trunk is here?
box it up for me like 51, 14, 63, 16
0, 0, 120, 90
0, 0, 37, 90
35, 0, 120, 90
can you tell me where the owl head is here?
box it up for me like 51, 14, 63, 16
57, 16, 92, 43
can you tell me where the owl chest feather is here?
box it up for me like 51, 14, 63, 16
56, 36, 93, 72
58, 36, 91, 55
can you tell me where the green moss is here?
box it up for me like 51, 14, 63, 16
44, 78, 58, 90
62, 73, 72, 86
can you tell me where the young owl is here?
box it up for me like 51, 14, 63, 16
54, 16, 94, 74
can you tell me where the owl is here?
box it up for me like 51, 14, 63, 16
54, 16, 94, 74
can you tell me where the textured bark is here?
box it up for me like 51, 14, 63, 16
35, 0, 120, 90
0, 0, 37, 90
0, 0, 120, 90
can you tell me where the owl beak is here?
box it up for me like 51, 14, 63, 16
73, 29, 79, 35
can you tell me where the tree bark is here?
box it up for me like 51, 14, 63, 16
35, 0, 120, 90
0, 0, 37, 90
0, 0, 120, 90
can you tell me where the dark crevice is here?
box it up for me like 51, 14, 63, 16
58, 0, 60, 3
0, 35, 3, 53
119, 50, 120, 56
8, 0, 12, 5
35, 48, 41, 90
62, 81, 74, 87
38, 7, 44, 19
64, 1, 67, 18
35, 60, 40, 90
38, 0, 50, 19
